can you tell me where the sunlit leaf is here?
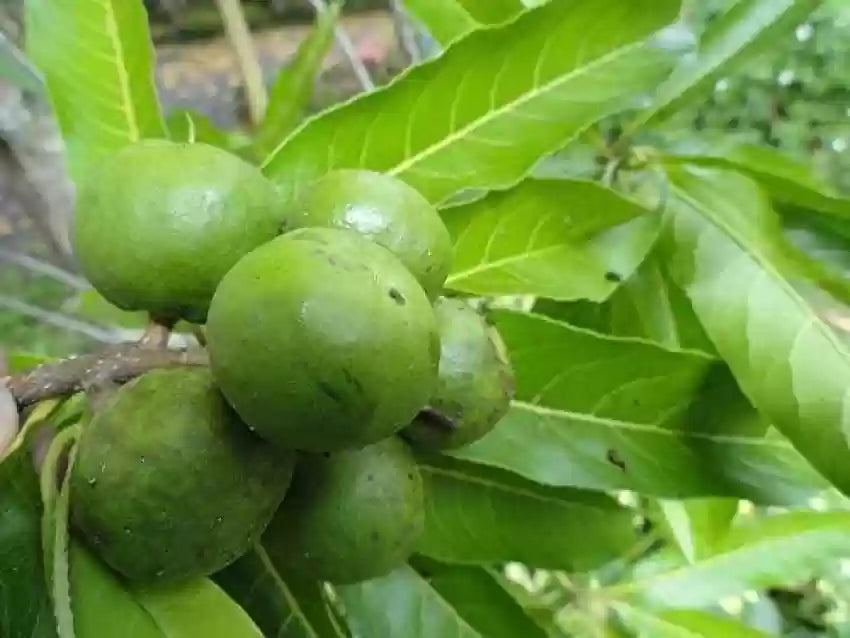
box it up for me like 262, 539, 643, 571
662, 166, 850, 494
615, 511, 850, 608
26, 0, 166, 186
263, 0, 681, 204
614, 604, 771, 637
402, 0, 522, 45
444, 179, 658, 300
452, 312, 827, 502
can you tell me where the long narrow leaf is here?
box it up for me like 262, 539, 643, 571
263, 0, 681, 204
26, 0, 166, 186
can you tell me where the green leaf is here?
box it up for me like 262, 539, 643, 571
167, 110, 233, 148
415, 564, 547, 638
614, 605, 771, 637
70, 542, 168, 638
215, 546, 348, 638
253, 3, 339, 157
263, 0, 681, 204
663, 144, 850, 220
444, 179, 659, 300
0, 435, 57, 638
132, 581, 263, 638
71, 541, 262, 638
656, 498, 738, 563
416, 456, 634, 570
40, 426, 81, 638
452, 312, 827, 502
26, 0, 166, 187
636, 0, 819, 126
662, 166, 850, 494
615, 511, 850, 608
338, 566, 480, 638
402, 0, 522, 45
401, 0, 480, 45
6, 351, 54, 374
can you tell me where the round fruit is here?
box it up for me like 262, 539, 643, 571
74, 140, 287, 322
263, 438, 424, 584
404, 298, 515, 450
207, 227, 439, 451
71, 368, 294, 584
290, 170, 452, 299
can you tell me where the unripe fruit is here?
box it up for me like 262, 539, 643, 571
74, 140, 287, 322
289, 170, 452, 299
263, 438, 424, 584
207, 227, 439, 452
404, 298, 514, 450
71, 369, 294, 584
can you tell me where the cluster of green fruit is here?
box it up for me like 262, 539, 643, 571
70, 140, 515, 585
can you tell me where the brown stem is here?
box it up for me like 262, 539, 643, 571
138, 317, 176, 349
3, 345, 208, 409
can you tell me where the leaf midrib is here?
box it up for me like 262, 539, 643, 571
253, 546, 320, 638
387, 36, 644, 178
99, 0, 139, 141
512, 401, 795, 448
419, 464, 618, 513
670, 181, 850, 370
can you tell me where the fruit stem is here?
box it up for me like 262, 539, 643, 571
138, 317, 176, 349
3, 345, 208, 409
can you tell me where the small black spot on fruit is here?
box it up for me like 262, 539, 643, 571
604, 271, 622, 283
388, 287, 406, 305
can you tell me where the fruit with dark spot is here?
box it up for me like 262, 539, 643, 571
404, 298, 515, 450
287, 170, 452, 299
263, 438, 424, 584
74, 140, 289, 322
70, 368, 294, 584
207, 227, 439, 451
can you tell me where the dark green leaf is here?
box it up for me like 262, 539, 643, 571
26, 0, 166, 187
614, 604, 771, 637
452, 312, 826, 502
263, 0, 681, 204
663, 144, 850, 219
6, 352, 54, 374
443, 179, 658, 301
416, 564, 547, 638
338, 566, 480, 638
615, 511, 850, 608
253, 3, 339, 157
0, 433, 56, 638
637, 0, 819, 126
215, 546, 348, 638
416, 456, 634, 570
662, 166, 850, 494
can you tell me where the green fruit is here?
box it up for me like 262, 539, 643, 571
263, 438, 424, 584
291, 170, 452, 299
71, 369, 294, 584
74, 140, 287, 322
404, 298, 515, 450
207, 227, 439, 452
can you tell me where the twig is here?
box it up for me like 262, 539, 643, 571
3, 344, 209, 409
0, 294, 121, 343
390, 0, 421, 65
214, 0, 268, 125
0, 248, 88, 290
306, 0, 375, 91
